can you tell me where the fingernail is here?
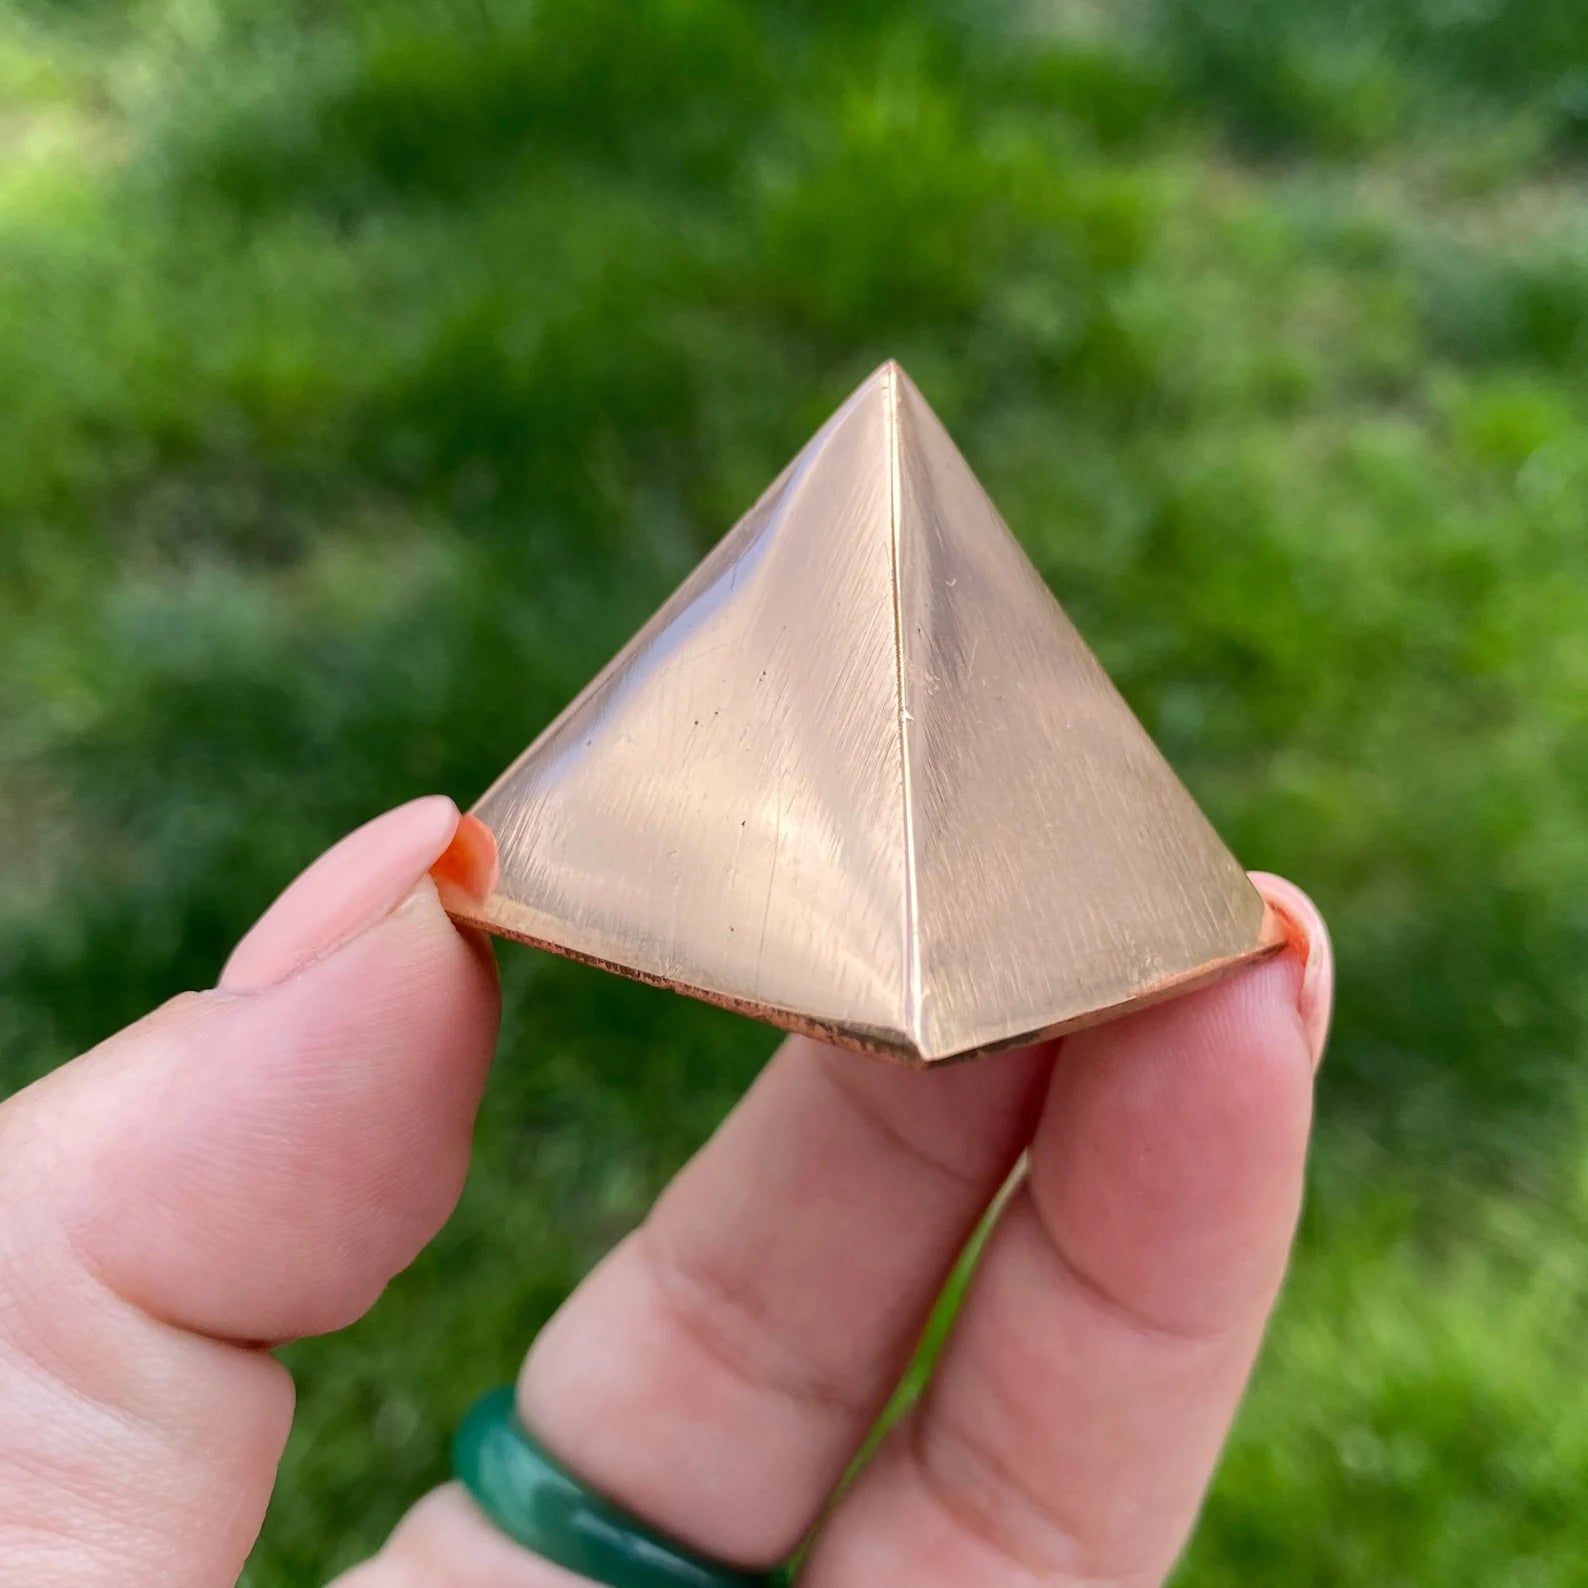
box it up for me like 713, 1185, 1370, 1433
221, 796, 462, 992
1249, 872, 1334, 1070
429, 812, 500, 905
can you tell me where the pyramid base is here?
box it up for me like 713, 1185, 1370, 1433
441, 889, 1288, 1067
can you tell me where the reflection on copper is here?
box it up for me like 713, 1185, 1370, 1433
438, 363, 1282, 1064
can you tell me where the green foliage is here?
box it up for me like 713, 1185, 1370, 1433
1156, 0, 1588, 156
2, 0, 1586, 1581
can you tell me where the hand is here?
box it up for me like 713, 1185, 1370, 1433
0, 797, 1331, 1587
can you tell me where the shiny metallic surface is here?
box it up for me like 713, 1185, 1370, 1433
439, 362, 1281, 1065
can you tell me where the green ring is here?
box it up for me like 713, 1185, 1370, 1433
453, 1386, 790, 1587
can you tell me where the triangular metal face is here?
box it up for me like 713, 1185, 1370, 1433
438, 363, 1281, 1064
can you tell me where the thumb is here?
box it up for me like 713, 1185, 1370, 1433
0, 797, 500, 1587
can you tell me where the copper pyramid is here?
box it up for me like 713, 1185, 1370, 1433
438, 362, 1281, 1064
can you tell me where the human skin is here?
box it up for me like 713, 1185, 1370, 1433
0, 796, 1332, 1587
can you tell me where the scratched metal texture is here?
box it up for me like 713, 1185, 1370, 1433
891, 371, 1272, 1059
441, 362, 1278, 1063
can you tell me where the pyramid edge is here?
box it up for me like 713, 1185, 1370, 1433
440, 885, 929, 1064
880, 360, 924, 1059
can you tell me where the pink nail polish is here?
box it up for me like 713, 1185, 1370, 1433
220, 796, 462, 992
1249, 872, 1335, 1070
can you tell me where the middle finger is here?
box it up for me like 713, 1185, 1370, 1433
514, 1033, 1052, 1570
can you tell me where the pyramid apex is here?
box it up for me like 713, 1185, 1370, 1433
827, 359, 936, 430
855, 356, 917, 398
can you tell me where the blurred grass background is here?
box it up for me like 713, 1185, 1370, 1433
3, 0, 1587, 1581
